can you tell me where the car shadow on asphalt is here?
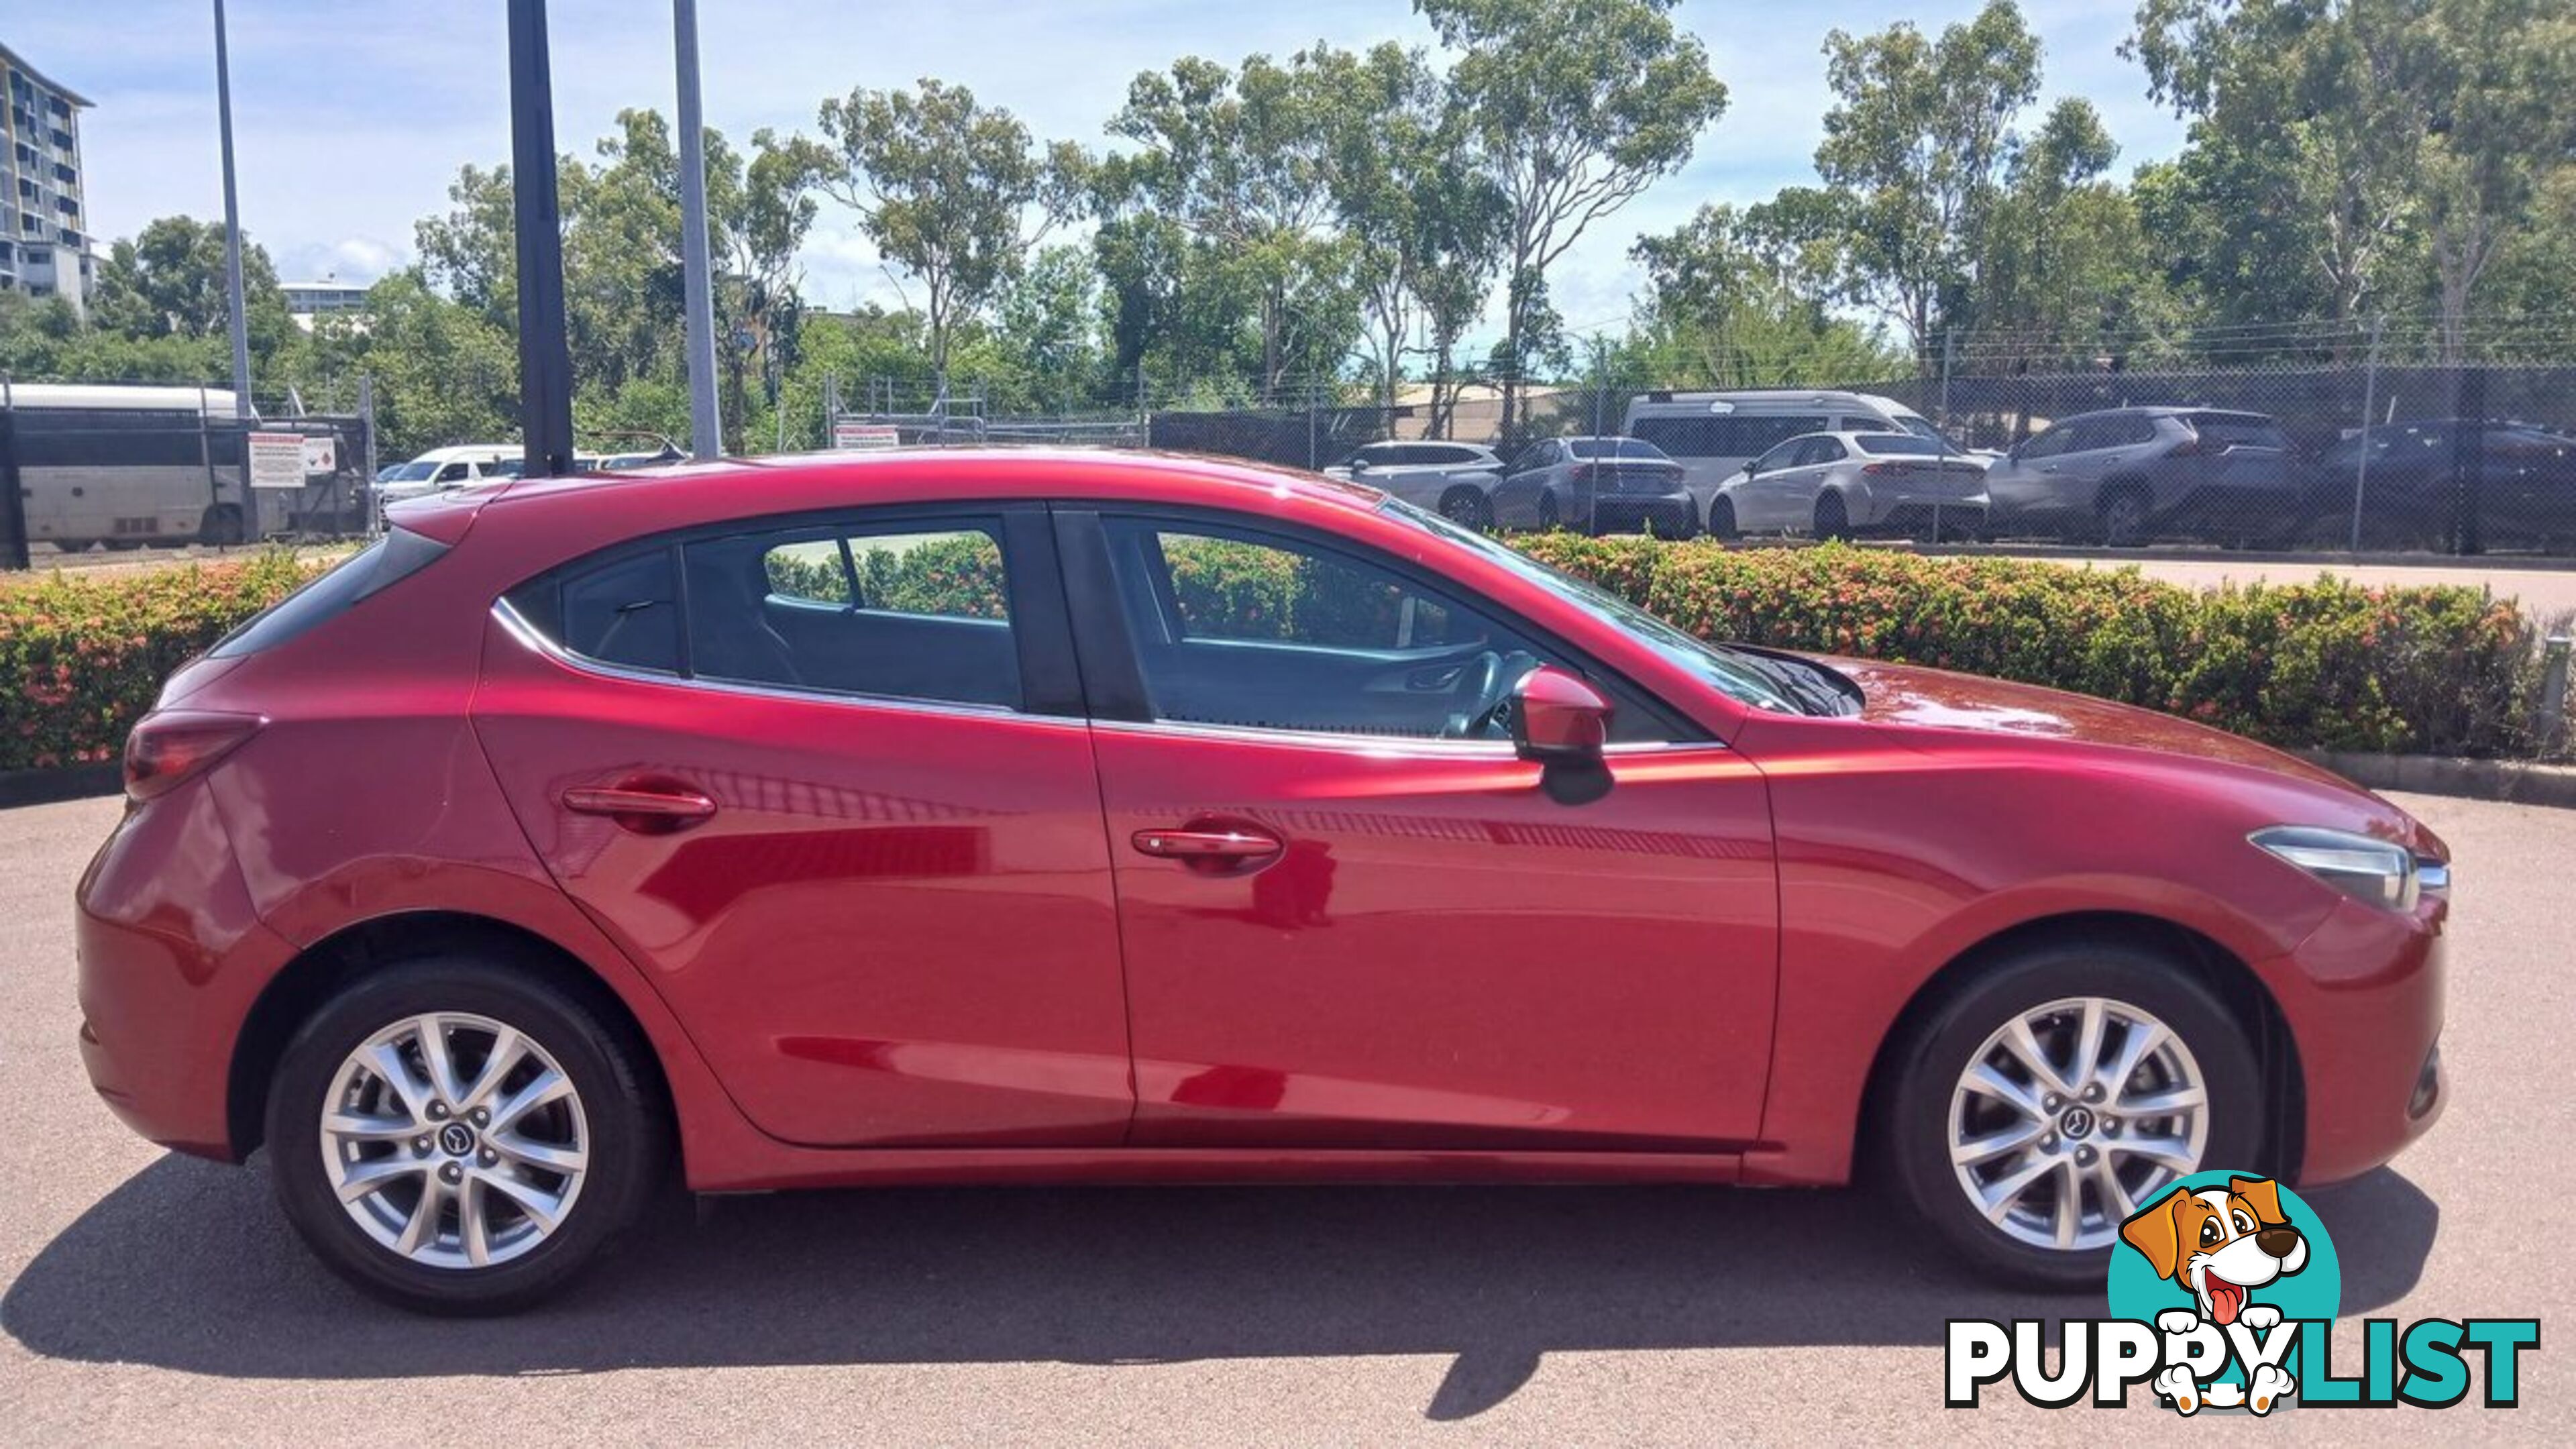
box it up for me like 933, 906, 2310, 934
1, 1156, 2436, 1419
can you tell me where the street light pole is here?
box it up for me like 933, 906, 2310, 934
674, 0, 722, 460
211, 0, 253, 421
507, 0, 576, 477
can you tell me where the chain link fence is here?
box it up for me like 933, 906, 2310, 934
1146, 360, 2576, 557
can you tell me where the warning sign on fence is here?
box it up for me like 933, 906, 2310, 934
831, 421, 902, 451
248, 432, 309, 490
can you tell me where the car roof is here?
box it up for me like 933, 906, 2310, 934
1627, 390, 1921, 415
484, 447, 1383, 521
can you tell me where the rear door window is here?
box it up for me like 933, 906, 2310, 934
2188, 413, 2290, 450
685, 523, 1018, 706
510, 516, 1022, 708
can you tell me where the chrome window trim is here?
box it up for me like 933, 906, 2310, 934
489, 597, 1073, 731
1086, 714, 1723, 758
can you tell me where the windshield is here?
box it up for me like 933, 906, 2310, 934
1379, 496, 1836, 716
382, 460, 439, 482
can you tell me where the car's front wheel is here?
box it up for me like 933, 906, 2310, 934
1879, 934, 2263, 1289
265, 957, 663, 1314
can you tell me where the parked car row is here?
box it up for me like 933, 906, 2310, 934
374, 442, 689, 513
1326, 394, 2576, 551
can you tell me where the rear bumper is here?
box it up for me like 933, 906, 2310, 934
1858, 499, 1987, 534
2259, 896, 2448, 1185
1585, 494, 1697, 535
74, 778, 291, 1161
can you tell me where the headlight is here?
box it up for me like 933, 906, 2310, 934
2250, 826, 2420, 912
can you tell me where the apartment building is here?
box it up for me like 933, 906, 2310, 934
1, 40, 93, 312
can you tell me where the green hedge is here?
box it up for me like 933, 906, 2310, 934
3, 552, 322, 771
1517, 535, 2541, 758
0, 537, 2548, 775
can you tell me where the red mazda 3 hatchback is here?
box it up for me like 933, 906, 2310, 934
76, 450, 2449, 1313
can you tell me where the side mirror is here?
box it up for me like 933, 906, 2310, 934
1743, 458, 1766, 476
1347, 458, 1371, 474
1511, 665, 1613, 805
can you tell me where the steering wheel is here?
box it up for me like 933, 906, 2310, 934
1442, 649, 1536, 739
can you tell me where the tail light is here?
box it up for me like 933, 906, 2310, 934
123, 711, 264, 802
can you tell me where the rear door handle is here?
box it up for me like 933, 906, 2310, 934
564, 783, 718, 834
1132, 826, 1284, 868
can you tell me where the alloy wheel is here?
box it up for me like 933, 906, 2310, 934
1946, 996, 2209, 1251
319, 1011, 590, 1270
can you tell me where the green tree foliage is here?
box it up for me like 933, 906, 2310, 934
89, 215, 292, 358
1810, 0, 2041, 352
1321, 42, 1508, 423
1419, 0, 1727, 434
816, 79, 1077, 379
1627, 204, 1904, 385
1104, 48, 1368, 400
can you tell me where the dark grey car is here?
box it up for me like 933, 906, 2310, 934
1983, 407, 2300, 545
1490, 437, 1694, 535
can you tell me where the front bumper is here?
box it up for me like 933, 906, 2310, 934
2260, 894, 2448, 1185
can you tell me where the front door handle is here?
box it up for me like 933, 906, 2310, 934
564, 782, 718, 835
1132, 825, 1283, 869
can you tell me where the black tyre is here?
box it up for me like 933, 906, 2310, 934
1878, 934, 2263, 1290
1813, 490, 1851, 541
199, 503, 246, 547
1536, 490, 1562, 531
1707, 497, 1738, 541
264, 957, 664, 1315
2099, 488, 2151, 547
1439, 486, 1494, 531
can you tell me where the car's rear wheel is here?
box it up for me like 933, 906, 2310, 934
1439, 486, 1493, 531
1813, 491, 1851, 541
1879, 934, 2262, 1289
265, 957, 662, 1314
2099, 487, 2151, 547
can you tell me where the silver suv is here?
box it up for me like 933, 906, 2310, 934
1983, 407, 2298, 545
1324, 441, 1508, 527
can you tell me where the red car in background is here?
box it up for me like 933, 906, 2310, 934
76, 450, 2449, 1313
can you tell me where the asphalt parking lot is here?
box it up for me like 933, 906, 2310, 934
2, 790, 2568, 1442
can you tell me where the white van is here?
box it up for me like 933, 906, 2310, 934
1624, 390, 1947, 531
372, 445, 522, 508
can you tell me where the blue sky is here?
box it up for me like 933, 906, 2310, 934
13, 0, 2186, 342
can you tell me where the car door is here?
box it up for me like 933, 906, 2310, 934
473, 503, 1135, 1148
1744, 437, 1819, 530
1489, 440, 1556, 525
1062, 508, 1779, 1150
1988, 421, 2077, 521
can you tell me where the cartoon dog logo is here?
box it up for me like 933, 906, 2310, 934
2118, 1175, 2310, 1414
